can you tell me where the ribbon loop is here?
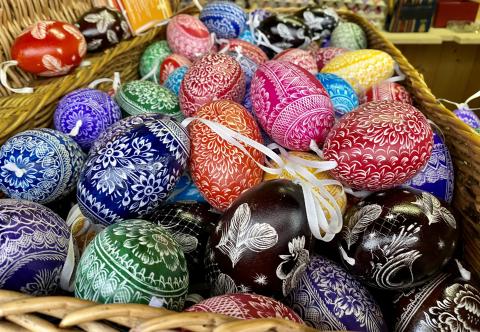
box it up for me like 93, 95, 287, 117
0, 61, 34, 94
438, 89, 480, 111
88, 71, 121, 94
386, 62, 406, 83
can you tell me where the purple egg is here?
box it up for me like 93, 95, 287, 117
454, 108, 480, 129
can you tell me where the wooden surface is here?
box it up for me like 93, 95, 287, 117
382, 28, 480, 45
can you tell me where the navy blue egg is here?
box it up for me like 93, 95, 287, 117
316, 73, 358, 117
164, 66, 188, 96
77, 114, 190, 226
167, 172, 207, 204
54, 88, 122, 151
199, 1, 247, 39
404, 129, 454, 203
0, 128, 85, 204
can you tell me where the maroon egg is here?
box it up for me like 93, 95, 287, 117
362, 82, 413, 105
338, 187, 459, 290
205, 179, 312, 298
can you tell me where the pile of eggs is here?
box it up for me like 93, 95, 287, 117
0, 3, 477, 331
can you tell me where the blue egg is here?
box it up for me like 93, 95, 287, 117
238, 26, 255, 43
228, 51, 257, 88
316, 73, 358, 117
454, 108, 480, 129
77, 114, 190, 226
167, 172, 207, 203
164, 66, 188, 96
0, 129, 85, 204
54, 88, 122, 151
199, 1, 247, 39
404, 129, 454, 203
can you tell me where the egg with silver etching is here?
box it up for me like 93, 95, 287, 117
199, 1, 247, 39
338, 187, 459, 290
205, 179, 312, 298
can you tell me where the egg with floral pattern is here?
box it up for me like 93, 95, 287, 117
330, 22, 367, 50
159, 53, 191, 84
0, 199, 70, 295
164, 66, 188, 96
311, 46, 349, 70
74, 219, 188, 310
0, 128, 85, 204
362, 82, 413, 105
199, 1, 246, 39
138, 40, 171, 83
274, 48, 317, 74
77, 114, 190, 226
228, 51, 258, 88
220, 39, 268, 65
295, 7, 339, 46
316, 72, 358, 117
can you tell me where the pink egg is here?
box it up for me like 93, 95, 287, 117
251, 60, 335, 151
362, 81, 413, 105
221, 39, 268, 65
274, 48, 318, 74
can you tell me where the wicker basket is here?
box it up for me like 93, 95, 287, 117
0, 5, 479, 332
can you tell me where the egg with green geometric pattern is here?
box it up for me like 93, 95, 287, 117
139, 40, 171, 83
74, 219, 189, 311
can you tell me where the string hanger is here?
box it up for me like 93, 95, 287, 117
438, 90, 480, 112
0, 61, 34, 94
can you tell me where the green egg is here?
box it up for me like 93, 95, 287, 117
139, 40, 172, 83
330, 22, 367, 50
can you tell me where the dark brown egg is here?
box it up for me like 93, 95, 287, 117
338, 188, 459, 290
205, 179, 313, 298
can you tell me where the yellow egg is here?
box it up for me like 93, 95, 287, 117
321, 49, 395, 94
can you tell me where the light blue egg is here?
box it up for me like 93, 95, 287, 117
228, 51, 257, 87
199, 1, 247, 39
167, 172, 207, 203
164, 66, 188, 96
238, 26, 255, 43
316, 73, 358, 117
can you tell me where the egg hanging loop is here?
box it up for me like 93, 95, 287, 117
0, 60, 34, 94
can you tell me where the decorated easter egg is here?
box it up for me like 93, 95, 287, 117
295, 7, 339, 45
227, 51, 258, 88
164, 66, 188, 96
251, 60, 334, 150
285, 256, 387, 331
199, 1, 246, 39
405, 128, 454, 203
238, 26, 255, 43
316, 72, 358, 116
362, 81, 413, 104
0, 129, 85, 203
77, 115, 190, 226
115, 80, 182, 120
75, 219, 188, 310
274, 48, 317, 74
205, 179, 312, 298
159, 53, 191, 84
323, 101, 433, 190
221, 39, 268, 65
179, 53, 246, 117
138, 40, 171, 83
12, 21, 86, 76
167, 14, 215, 61
330, 22, 367, 50
76, 7, 130, 52
338, 188, 459, 290
166, 172, 207, 204
188, 100, 263, 211
311, 47, 349, 70
0, 199, 70, 295
454, 108, 480, 129
186, 293, 303, 322
321, 49, 395, 94
393, 272, 480, 332
54, 88, 122, 150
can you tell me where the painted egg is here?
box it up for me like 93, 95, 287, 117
295, 7, 339, 45
76, 7, 130, 52
285, 255, 387, 331
404, 128, 454, 203
186, 293, 303, 323
323, 101, 433, 191
205, 179, 313, 298
54, 88, 122, 151
188, 100, 263, 211
362, 81, 413, 105
199, 1, 246, 39
454, 108, 480, 129
159, 53, 191, 85
138, 40, 171, 83
115, 80, 182, 120
242, 88, 274, 145
0, 129, 85, 203
0, 199, 70, 295
152, 202, 219, 283
274, 48, 317, 74
166, 172, 207, 204
12, 21, 86, 76
316, 72, 358, 117
312, 47, 349, 70
330, 22, 367, 50
238, 26, 255, 43
164, 66, 188, 96
77, 115, 190, 226
74, 219, 188, 310
321, 49, 395, 94
251, 60, 335, 151
179, 53, 246, 117
221, 39, 268, 65
393, 272, 480, 332
167, 14, 215, 61
227, 51, 258, 88
338, 188, 459, 290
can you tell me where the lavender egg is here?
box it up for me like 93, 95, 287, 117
54, 88, 122, 151
454, 107, 480, 130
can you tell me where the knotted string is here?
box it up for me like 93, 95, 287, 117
0, 60, 34, 94
438, 90, 480, 111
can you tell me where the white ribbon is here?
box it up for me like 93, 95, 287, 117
141, 58, 162, 83
59, 233, 78, 292
438, 89, 480, 111
0, 60, 34, 94
386, 62, 406, 83
193, 0, 203, 10
88, 71, 121, 94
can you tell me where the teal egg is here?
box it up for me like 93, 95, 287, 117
330, 22, 367, 50
139, 41, 172, 83
164, 66, 188, 96
316, 73, 358, 117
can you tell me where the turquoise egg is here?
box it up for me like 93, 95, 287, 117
164, 66, 188, 96
316, 73, 358, 117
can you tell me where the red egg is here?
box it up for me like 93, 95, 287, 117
323, 100, 433, 191
362, 81, 413, 105
159, 53, 191, 84
221, 39, 268, 65
312, 47, 348, 70
11, 21, 86, 76
179, 53, 246, 117
274, 48, 317, 74
188, 100, 264, 211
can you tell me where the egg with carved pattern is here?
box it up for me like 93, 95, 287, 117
330, 22, 367, 50
159, 53, 191, 85
166, 172, 207, 204
164, 66, 188, 96
295, 6, 339, 46
338, 187, 459, 290
362, 82, 413, 105
316, 72, 358, 117
274, 48, 317, 74
311, 46, 349, 70
199, 1, 247, 39
138, 40, 171, 83
454, 108, 480, 130
221, 39, 268, 65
